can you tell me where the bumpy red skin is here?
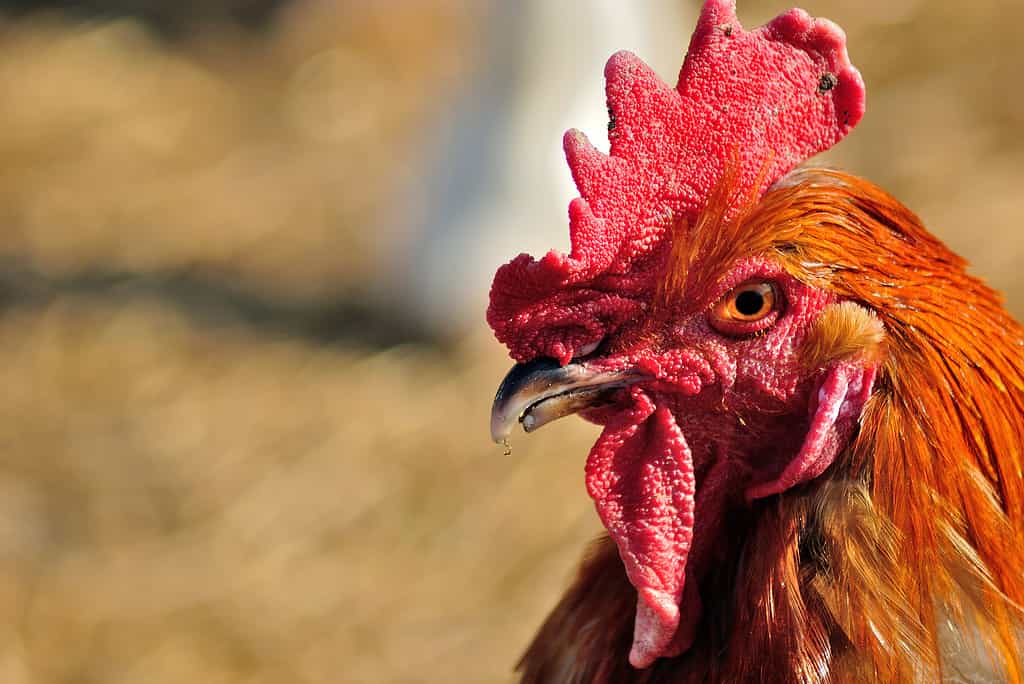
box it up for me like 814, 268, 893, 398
487, 0, 870, 670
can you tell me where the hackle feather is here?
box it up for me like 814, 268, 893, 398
518, 169, 1024, 682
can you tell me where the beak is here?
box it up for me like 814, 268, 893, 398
490, 357, 644, 444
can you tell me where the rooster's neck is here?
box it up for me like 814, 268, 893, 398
516, 482, 871, 684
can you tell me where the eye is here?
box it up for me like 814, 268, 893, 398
709, 281, 782, 336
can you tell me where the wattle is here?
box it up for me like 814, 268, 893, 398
584, 388, 697, 668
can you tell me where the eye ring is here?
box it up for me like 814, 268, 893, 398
709, 280, 782, 336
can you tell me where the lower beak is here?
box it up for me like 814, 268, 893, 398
490, 358, 644, 444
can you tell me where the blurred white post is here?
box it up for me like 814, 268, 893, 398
381, 0, 693, 342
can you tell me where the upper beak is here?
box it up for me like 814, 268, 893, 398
490, 357, 644, 444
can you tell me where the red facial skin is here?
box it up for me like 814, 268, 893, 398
573, 257, 861, 666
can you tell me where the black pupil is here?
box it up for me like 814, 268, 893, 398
734, 289, 765, 316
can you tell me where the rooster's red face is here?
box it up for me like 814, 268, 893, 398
491, 250, 880, 666
487, 0, 874, 669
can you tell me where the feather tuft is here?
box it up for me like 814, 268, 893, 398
800, 301, 885, 370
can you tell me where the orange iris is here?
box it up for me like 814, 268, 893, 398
710, 281, 779, 335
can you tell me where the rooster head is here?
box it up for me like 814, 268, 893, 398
487, 0, 873, 669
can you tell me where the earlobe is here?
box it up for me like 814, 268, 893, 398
742, 300, 884, 500
745, 360, 877, 501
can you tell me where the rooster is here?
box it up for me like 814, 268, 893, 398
486, 1, 1024, 682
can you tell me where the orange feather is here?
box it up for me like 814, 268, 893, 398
518, 169, 1024, 683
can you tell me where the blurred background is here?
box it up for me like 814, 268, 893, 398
0, 0, 1020, 681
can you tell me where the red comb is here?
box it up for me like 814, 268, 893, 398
488, 0, 864, 364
